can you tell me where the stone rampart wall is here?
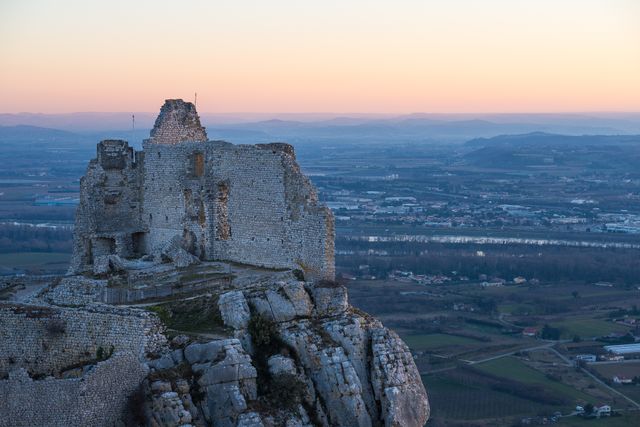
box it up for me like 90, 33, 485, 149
0, 352, 147, 427
0, 303, 165, 377
142, 141, 334, 278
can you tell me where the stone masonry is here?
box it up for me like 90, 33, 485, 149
70, 99, 334, 280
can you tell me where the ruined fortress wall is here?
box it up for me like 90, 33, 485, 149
0, 352, 147, 427
206, 143, 294, 269
285, 205, 335, 279
142, 142, 197, 255
279, 147, 335, 278
0, 303, 166, 377
70, 140, 145, 273
141, 140, 334, 278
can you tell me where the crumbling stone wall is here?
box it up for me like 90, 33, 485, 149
0, 303, 166, 377
148, 98, 207, 145
0, 352, 147, 427
70, 139, 145, 273
141, 140, 334, 278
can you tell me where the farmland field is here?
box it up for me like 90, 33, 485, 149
476, 357, 594, 403
591, 362, 640, 380
402, 333, 481, 350
557, 415, 640, 427
422, 373, 557, 421
549, 318, 631, 340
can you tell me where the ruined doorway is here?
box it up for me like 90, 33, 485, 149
93, 237, 116, 257
131, 232, 147, 257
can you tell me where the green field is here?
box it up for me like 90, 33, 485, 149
558, 414, 640, 427
550, 318, 631, 339
0, 252, 70, 269
477, 356, 594, 403
402, 333, 480, 350
422, 373, 557, 420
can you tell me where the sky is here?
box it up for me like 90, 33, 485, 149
1, 0, 639, 114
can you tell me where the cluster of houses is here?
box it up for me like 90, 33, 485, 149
388, 270, 459, 285
576, 404, 611, 418
383, 269, 537, 287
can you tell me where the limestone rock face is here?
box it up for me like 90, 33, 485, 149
186, 339, 258, 427
309, 282, 349, 317
218, 291, 251, 330
144, 277, 429, 427
220, 279, 429, 427
370, 328, 430, 427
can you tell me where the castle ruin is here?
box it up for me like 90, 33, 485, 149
70, 99, 334, 280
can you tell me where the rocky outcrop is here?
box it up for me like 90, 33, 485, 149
146, 278, 429, 427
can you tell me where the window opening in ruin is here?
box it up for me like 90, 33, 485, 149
94, 237, 116, 257
193, 152, 204, 177
199, 200, 206, 226
131, 232, 146, 257
215, 182, 231, 240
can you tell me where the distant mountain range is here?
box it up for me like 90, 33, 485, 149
466, 132, 640, 147
461, 132, 640, 169
0, 125, 80, 141
2, 112, 640, 144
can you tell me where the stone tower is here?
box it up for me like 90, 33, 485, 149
148, 99, 208, 145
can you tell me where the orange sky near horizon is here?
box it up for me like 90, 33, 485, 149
1, 0, 639, 114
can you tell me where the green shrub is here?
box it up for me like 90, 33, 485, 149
267, 373, 306, 410
248, 313, 281, 354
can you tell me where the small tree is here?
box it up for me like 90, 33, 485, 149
541, 324, 561, 340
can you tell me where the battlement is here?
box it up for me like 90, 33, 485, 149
97, 139, 136, 170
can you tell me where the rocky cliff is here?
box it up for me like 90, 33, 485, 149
143, 275, 429, 427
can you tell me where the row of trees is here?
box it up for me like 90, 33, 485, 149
337, 241, 640, 284
0, 224, 72, 253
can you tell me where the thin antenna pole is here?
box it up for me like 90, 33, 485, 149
132, 114, 135, 131
194, 92, 197, 108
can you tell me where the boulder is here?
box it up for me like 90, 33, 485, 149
161, 236, 200, 268
310, 282, 349, 317
218, 291, 251, 330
